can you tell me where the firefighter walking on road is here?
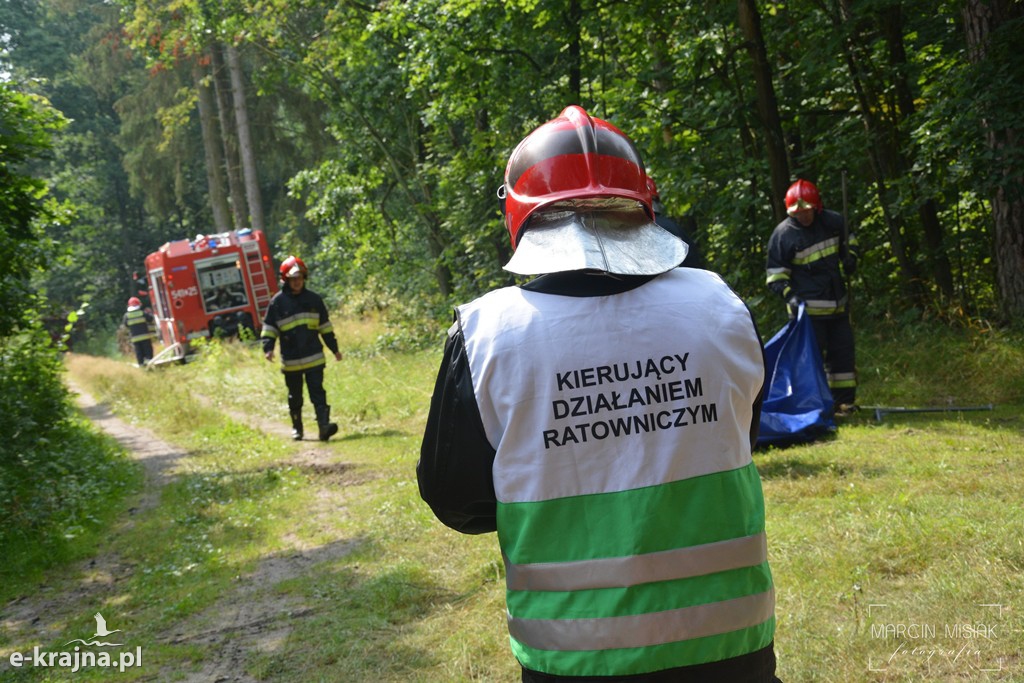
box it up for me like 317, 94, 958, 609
261, 256, 342, 441
123, 297, 156, 367
766, 178, 859, 414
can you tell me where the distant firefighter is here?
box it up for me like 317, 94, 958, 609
122, 297, 156, 367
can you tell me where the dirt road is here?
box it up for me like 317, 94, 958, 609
0, 383, 356, 682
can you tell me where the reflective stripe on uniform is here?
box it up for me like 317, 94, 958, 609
509, 588, 775, 652
765, 267, 790, 286
828, 371, 857, 388
805, 296, 848, 315
276, 312, 321, 332
281, 352, 326, 371
505, 532, 767, 592
792, 236, 840, 265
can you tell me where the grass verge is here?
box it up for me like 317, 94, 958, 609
0, 316, 1021, 682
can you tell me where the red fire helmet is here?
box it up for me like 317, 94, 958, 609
501, 105, 652, 247
785, 179, 823, 215
127, 297, 142, 308
279, 255, 308, 281
645, 176, 660, 201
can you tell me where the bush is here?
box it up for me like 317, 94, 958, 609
0, 327, 140, 598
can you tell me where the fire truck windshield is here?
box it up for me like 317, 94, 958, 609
196, 257, 249, 314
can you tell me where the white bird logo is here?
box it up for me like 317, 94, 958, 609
64, 612, 123, 647
92, 612, 122, 638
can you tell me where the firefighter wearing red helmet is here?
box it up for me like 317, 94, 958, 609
122, 296, 156, 367
260, 256, 342, 441
766, 178, 859, 412
419, 106, 780, 682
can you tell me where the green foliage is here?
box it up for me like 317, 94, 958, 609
0, 81, 68, 336
0, 328, 140, 599
5, 0, 1024, 334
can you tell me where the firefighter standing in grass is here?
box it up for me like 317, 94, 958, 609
123, 297, 156, 367
261, 256, 341, 441
765, 179, 859, 414
418, 106, 781, 682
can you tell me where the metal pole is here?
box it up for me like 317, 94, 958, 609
863, 404, 995, 422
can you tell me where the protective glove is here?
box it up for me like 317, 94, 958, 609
843, 255, 857, 276
786, 296, 804, 319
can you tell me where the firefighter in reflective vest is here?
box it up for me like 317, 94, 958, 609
261, 256, 342, 441
765, 179, 859, 412
418, 106, 781, 682
122, 297, 156, 367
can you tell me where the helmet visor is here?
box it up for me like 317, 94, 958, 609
786, 197, 816, 215
504, 199, 688, 276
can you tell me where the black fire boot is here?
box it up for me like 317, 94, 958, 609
315, 405, 338, 442
290, 412, 304, 441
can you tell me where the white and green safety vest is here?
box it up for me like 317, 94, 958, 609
457, 268, 775, 677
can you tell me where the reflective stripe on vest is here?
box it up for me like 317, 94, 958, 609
509, 588, 775, 652
457, 269, 774, 677
505, 531, 767, 592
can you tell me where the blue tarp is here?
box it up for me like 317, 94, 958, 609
757, 305, 836, 447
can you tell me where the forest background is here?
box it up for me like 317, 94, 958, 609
2, 0, 1024, 678
3, 0, 1024, 341
4, 0, 1024, 547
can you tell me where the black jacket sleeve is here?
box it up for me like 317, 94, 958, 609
765, 223, 794, 301
316, 294, 341, 356
417, 321, 498, 534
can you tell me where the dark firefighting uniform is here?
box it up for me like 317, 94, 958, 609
765, 208, 858, 406
260, 285, 340, 430
123, 307, 156, 366
418, 270, 781, 683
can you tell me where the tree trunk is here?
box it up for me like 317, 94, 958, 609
225, 43, 265, 235
963, 0, 1024, 321
836, 0, 927, 305
737, 0, 790, 222
648, 21, 675, 145
566, 0, 582, 104
210, 42, 249, 231
192, 57, 232, 233
879, 5, 955, 300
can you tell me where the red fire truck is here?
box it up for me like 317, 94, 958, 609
143, 228, 277, 365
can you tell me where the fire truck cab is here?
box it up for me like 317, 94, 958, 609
144, 228, 276, 365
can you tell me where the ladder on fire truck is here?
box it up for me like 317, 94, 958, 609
242, 239, 273, 320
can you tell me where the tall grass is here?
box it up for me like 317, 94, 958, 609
1, 316, 1021, 682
